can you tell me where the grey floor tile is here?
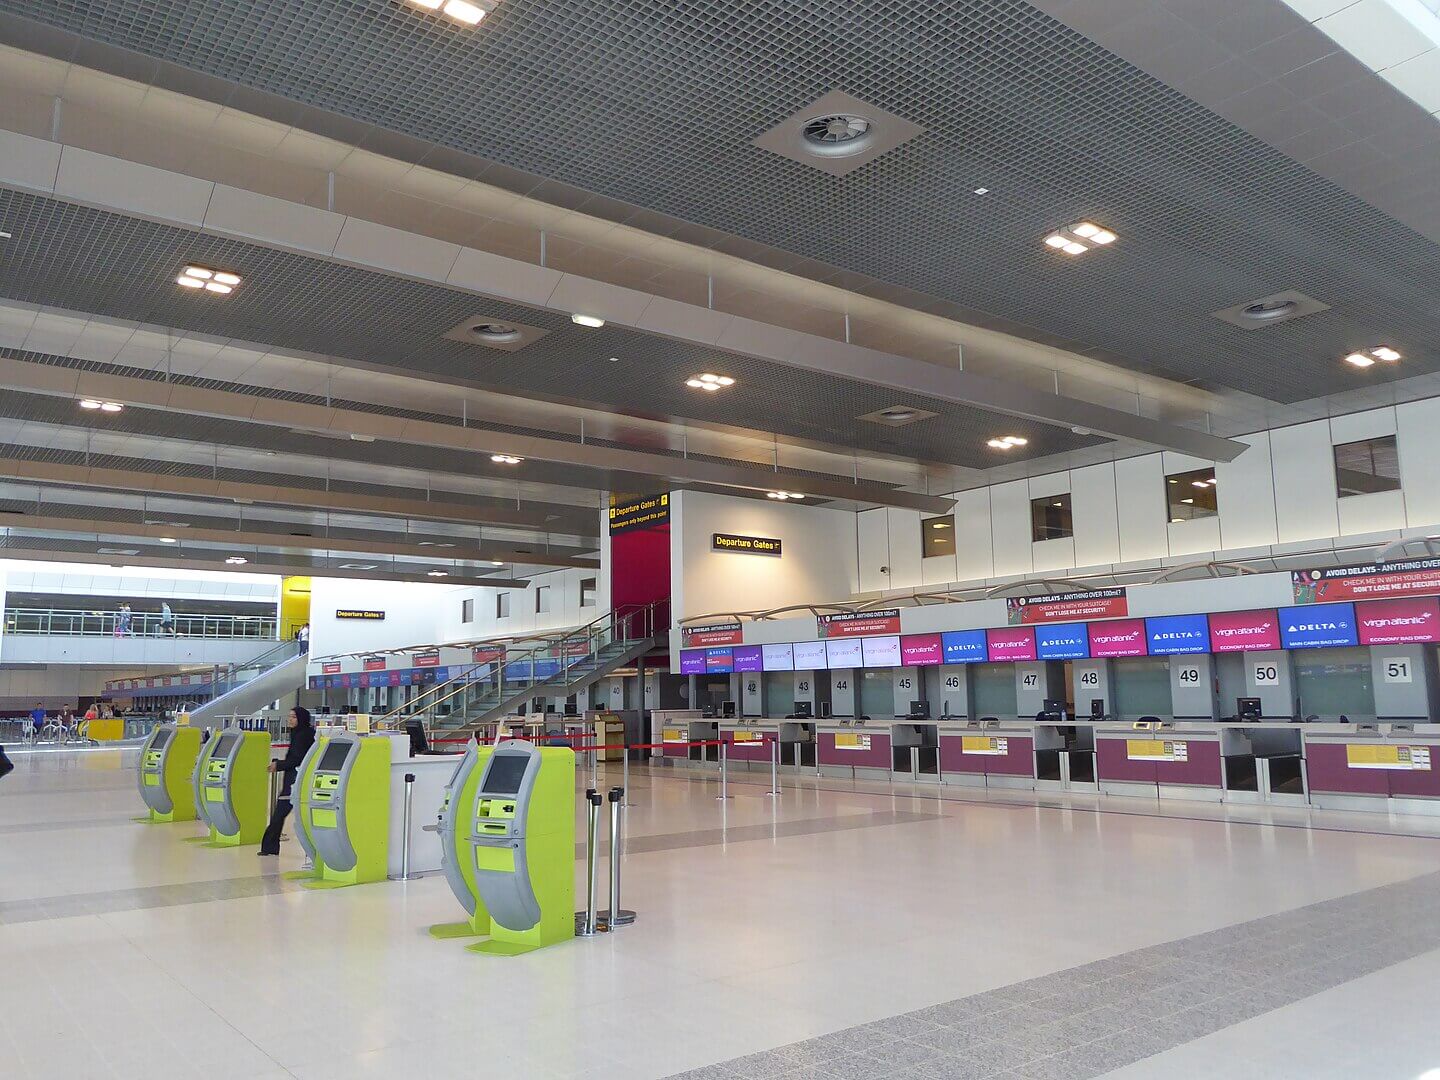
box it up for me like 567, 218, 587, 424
724, 1051, 794, 1079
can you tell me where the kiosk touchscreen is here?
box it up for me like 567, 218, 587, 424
137, 723, 201, 823
429, 742, 494, 940
464, 741, 575, 956
196, 729, 271, 847
301, 733, 389, 889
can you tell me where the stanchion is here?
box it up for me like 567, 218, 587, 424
715, 740, 731, 800
575, 788, 602, 937
599, 787, 635, 928
765, 735, 781, 798
268, 766, 280, 815
398, 772, 416, 881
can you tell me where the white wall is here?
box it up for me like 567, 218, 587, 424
434, 565, 605, 645
670, 490, 859, 650
0, 560, 280, 602
860, 398, 1440, 592
0, 664, 159, 710
308, 578, 455, 657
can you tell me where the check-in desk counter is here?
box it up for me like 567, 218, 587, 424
1213, 724, 1306, 806
816, 719, 891, 780
1094, 723, 1229, 803
937, 720, 1035, 789
1304, 723, 1440, 816
890, 720, 940, 782
650, 709, 717, 766
720, 719, 780, 769
1033, 722, 1097, 793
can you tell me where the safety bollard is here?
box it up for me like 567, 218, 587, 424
399, 772, 416, 881
576, 789, 602, 937
765, 736, 781, 798
601, 787, 636, 928
715, 740, 732, 800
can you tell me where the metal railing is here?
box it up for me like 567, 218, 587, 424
204, 640, 303, 701
3, 607, 278, 639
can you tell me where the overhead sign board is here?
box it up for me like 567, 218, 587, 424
860, 635, 902, 667
321, 661, 342, 675
1145, 614, 1210, 656
1278, 602, 1358, 650
941, 629, 988, 664
818, 609, 902, 638
1088, 619, 1147, 658
1292, 558, 1440, 604
1356, 597, 1440, 645
711, 533, 782, 556
824, 638, 864, 669
681, 620, 745, 647
986, 626, 1037, 662
1208, 609, 1281, 653
792, 640, 828, 669
336, 609, 385, 620
1006, 588, 1127, 625
412, 650, 441, 668
362, 655, 386, 672
609, 493, 669, 535
1035, 623, 1090, 660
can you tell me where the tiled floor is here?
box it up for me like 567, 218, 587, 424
4, 747, 1440, 1078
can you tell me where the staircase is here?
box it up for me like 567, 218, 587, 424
382, 602, 667, 738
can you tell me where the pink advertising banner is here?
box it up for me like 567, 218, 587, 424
1208, 609, 1281, 653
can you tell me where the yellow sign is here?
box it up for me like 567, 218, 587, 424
347, 713, 372, 734
1126, 739, 1188, 762
711, 533, 783, 557
662, 727, 686, 743
961, 736, 1008, 755
175, 712, 191, 727
835, 733, 872, 750
1346, 744, 1432, 771
732, 730, 761, 743
609, 493, 670, 534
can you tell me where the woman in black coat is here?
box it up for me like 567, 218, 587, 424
259, 706, 316, 856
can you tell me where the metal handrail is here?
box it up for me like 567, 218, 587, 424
3, 606, 277, 639
311, 609, 634, 664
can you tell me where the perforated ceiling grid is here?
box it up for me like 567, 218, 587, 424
2, 0, 1437, 401
0, 189, 1094, 466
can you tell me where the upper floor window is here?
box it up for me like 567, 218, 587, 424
921, 516, 955, 558
1166, 468, 1217, 522
1334, 436, 1400, 497
1031, 493, 1073, 541
580, 577, 598, 607
461, 598, 474, 623
535, 585, 552, 614
496, 592, 511, 619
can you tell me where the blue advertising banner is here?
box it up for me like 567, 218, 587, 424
940, 629, 988, 664
1035, 623, 1090, 660
1279, 602, 1359, 650
1145, 614, 1210, 655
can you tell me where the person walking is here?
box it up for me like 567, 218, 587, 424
116, 603, 133, 637
296, 622, 310, 656
259, 706, 316, 857
160, 601, 176, 637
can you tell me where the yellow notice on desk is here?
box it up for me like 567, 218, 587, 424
732, 730, 761, 743
835, 733, 872, 751
1127, 739, 1188, 762
1346, 744, 1432, 771
662, 727, 687, 744
962, 736, 1008, 755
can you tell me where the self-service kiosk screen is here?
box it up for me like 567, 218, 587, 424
317, 742, 352, 772
211, 733, 238, 758
150, 728, 172, 750
480, 754, 529, 796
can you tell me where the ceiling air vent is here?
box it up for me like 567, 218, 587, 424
97, 547, 140, 556
754, 90, 924, 177
857, 404, 939, 427
1212, 290, 1329, 331
443, 316, 551, 352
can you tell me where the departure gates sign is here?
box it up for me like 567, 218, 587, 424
609, 493, 669, 534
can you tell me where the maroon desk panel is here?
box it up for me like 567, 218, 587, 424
937, 736, 987, 776
1386, 745, 1440, 799
817, 731, 892, 770
1095, 738, 1157, 784
1153, 740, 1223, 787
987, 736, 1036, 776
1304, 742, 1389, 796
723, 732, 773, 761
938, 735, 1035, 777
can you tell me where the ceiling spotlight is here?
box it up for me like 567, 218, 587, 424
491, 560, 504, 567
767, 491, 804, 500
179, 264, 241, 293
687, 372, 735, 392
490, 454, 523, 464
1370, 346, 1401, 362
1192, 480, 1209, 489
183, 266, 213, 279
987, 434, 1028, 450
973, 188, 989, 195
204, 282, 232, 294
158, 537, 177, 544
1344, 353, 1376, 368
212, 271, 242, 286
443, 0, 486, 22
1044, 221, 1118, 256
571, 313, 605, 328
608, 357, 621, 363
1181, 498, 1194, 505
225, 556, 248, 565
428, 569, 450, 577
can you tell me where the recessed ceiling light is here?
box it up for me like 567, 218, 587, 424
183, 266, 213, 279
1045, 221, 1117, 256
79, 399, 102, 410
1192, 480, 1209, 489
80, 399, 124, 412
0, 230, 11, 239
973, 188, 989, 195
571, 314, 605, 328
1344, 353, 1376, 368
986, 435, 1028, 450
931, 522, 952, 529
687, 372, 735, 392
1181, 498, 1194, 504
1168, 479, 1178, 484
179, 264, 241, 293
225, 556, 248, 565
203, 282, 232, 294
176, 275, 204, 289
410, 0, 443, 8
158, 536, 177, 544
348, 433, 375, 443
491, 560, 504, 567
99, 402, 123, 412
1370, 346, 1401, 362
490, 454, 523, 464
766, 491, 804, 500
609, 357, 621, 363
428, 569, 450, 577
1170, 517, 1182, 524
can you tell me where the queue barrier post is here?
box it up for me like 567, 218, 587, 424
715, 739, 731, 801
576, 788, 602, 937
600, 786, 636, 929
765, 734, 781, 798
397, 772, 416, 881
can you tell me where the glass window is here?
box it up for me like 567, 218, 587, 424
461, 598, 474, 623
1111, 658, 1173, 719
972, 663, 1018, 719
535, 585, 551, 614
495, 592, 510, 619
858, 669, 894, 719
763, 673, 795, 715
1031, 494, 1073, 541
1295, 647, 1376, 720
1165, 467, 1217, 522
580, 577, 598, 607
1334, 436, 1400, 497
922, 516, 956, 558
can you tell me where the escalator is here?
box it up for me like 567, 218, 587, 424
187, 640, 306, 723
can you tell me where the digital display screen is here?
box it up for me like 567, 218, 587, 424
1088, 619, 1148, 658
1145, 614, 1210, 656
861, 636, 902, 667
150, 728, 172, 750
985, 626, 1037, 662
678, 650, 706, 675
481, 753, 529, 796
792, 640, 827, 670
704, 648, 734, 673
940, 630, 987, 664
1278, 602, 1358, 650
1035, 623, 1089, 660
732, 645, 764, 673
1208, 609, 1281, 654
211, 733, 238, 758
825, 638, 863, 668
761, 643, 794, 671
901, 634, 943, 666
317, 741, 352, 772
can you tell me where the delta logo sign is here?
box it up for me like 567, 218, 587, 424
1279, 603, 1358, 649
1145, 614, 1209, 656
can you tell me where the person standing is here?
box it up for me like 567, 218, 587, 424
259, 706, 316, 857
296, 622, 310, 656
25, 702, 45, 740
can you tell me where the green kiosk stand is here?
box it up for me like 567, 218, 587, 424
464, 740, 575, 956
137, 723, 202, 823
430, 742, 493, 940
195, 729, 272, 847
285, 738, 328, 882
300, 733, 389, 890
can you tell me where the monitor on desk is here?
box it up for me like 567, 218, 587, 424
721, 700, 736, 718
793, 701, 813, 718
1043, 698, 1067, 718
1090, 698, 1105, 719
909, 700, 930, 719
1237, 697, 1263, 721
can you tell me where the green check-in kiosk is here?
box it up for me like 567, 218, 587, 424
286, 739, 328, 882
431, 741, 494, 940
301, 733, 389, 890
195, 729, 271, 846
464, 741, 575, 956
137, 723, 201, 823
